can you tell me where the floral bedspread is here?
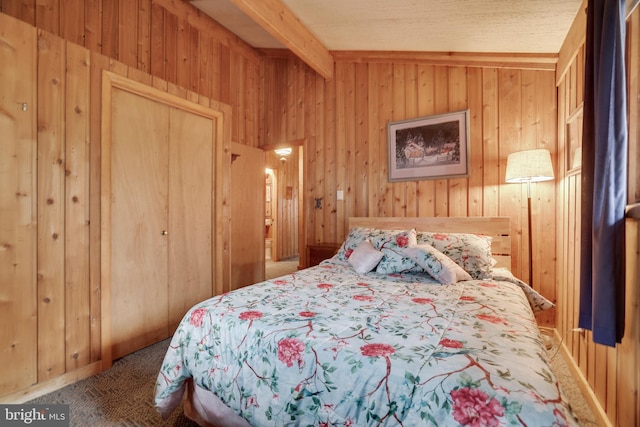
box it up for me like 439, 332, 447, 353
155, 261, 577, 426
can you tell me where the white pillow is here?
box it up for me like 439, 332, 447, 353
401, 243, 472, 285
348, 240, 384, 274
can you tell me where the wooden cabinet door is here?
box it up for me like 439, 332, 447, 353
230, 143, 265, 289
110, 88, 170, 359
167, 107, 214, 332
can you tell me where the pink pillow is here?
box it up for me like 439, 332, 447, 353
348, 240, 384, 274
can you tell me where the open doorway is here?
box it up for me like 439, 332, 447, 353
264, 168, 275, 262
264, 143, 304, 278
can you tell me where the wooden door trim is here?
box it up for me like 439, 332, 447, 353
260, 138, 306, 152
100, 71, 231, 368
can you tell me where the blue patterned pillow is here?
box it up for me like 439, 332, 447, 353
401, 243, 472, 285
370, 229, 422, 274
416, 232, 493, 279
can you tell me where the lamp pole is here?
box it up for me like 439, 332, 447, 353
526, 180, 533, 287
505, 148, 554, 288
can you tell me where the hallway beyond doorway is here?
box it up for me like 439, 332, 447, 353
265, 257, 299, 280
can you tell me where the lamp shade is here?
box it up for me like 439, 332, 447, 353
505, 149, 554, 183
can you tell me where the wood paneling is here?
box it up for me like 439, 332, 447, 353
64, 41, 91, 371
1, 0, 255, 396
36, 28, 66, 382
262, 55, 558, 325
0, 9, 233, 401
332, 50, 558, 71
0, 0, 261, 147
554, 3, 640, 426
0, 13, 37, 397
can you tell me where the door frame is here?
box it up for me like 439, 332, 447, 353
261, 139, 305, 266
100, 71, 231, 368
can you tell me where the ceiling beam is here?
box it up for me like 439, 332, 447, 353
229, 0, 334, 79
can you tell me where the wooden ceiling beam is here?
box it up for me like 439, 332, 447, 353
229, 0, 334, 79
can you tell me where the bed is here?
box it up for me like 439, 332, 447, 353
154, 217, 578, 426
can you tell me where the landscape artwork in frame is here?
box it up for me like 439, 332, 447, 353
388, 110, 470, 182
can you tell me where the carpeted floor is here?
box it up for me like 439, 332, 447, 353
545, 343, 599, 427
27, 338, 196, 426
26, 332, 598, 426
265, 257, 300, 280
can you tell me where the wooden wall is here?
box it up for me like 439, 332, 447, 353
0, 12, 37, 396
7, 2, 638, 420
0, 3, 238, 400
0, 0, 261, 147
262, 54, 559, 326
555, 2, 640, 426
0, 1, 559, 312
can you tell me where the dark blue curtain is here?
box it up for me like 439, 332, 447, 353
579, 0, 628, 347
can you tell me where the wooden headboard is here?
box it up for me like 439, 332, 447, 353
348, 217, 512, 270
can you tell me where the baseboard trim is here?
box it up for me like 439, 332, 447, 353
0, 361, 102, 404
554, 329, 612, 427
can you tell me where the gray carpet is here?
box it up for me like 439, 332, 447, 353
28, 339, 196, 426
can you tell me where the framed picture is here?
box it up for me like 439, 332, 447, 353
387, 110, 470, 182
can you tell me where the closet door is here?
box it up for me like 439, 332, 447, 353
110, 88, 169, 359
167, 108, 214, 332
103, 72, 225, 365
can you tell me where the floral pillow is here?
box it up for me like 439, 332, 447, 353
401, 243, 472, 285
369, 229, 422, 274
348, 240, 385, 274
416, 232, 494, 279
335, 227, 375, 262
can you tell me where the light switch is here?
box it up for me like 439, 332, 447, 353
337, 190, 344, 200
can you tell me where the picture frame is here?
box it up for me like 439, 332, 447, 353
387, 109, 470, 182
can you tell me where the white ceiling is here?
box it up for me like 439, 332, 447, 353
191, 0, 584, 54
